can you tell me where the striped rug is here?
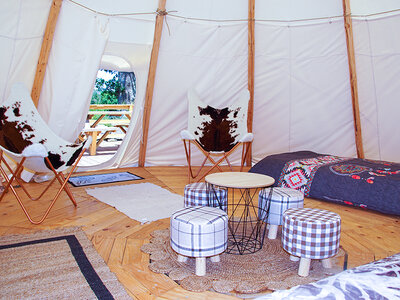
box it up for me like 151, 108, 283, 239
0, 227, 130, 299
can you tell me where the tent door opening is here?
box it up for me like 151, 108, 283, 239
79, 68, 136, 167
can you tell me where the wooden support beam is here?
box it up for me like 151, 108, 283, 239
343, 0, 364, 158
246, 0, 255, 165
138, 0, 167, 167
31, 0, 62, 107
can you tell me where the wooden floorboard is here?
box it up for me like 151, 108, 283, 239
1, 166, 400, 299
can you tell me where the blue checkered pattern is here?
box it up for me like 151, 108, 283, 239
258, 187, 304, 225
282, 208, 341, 259
184, 182, 227, 211
170, 206, 228, 258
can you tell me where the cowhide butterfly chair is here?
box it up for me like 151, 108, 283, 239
0, 83, 91, 224
180, 89, 253, 182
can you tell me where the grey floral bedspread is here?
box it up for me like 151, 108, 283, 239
249, 151, 400, 215
256, 253, 400, 300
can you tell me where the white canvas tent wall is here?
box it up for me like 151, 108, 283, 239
1, 0, 400, 172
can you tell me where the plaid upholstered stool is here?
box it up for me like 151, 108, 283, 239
282, 208, 341, 277
259, 187, 304, 239
170, 206, 228, 276
184, 182, 227, 211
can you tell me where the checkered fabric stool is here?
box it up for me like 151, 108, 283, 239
282, 207, 341, 277
259, 187, 304, 239
170, 206, 228, 276
184, 182, 227, 211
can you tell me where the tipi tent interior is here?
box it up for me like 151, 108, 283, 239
1, 0, 400, 298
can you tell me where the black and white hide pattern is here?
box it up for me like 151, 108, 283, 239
188, 91, 249, 152
0, 84, 84, 171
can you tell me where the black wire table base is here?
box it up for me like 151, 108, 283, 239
208, 184, 271, 255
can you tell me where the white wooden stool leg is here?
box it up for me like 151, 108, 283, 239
322, 258, 332, 268
267, 224, 278, 239
298, 258, 311, 277
290, 255, 300, 262
210, 255, 220, 263
196, 257, 206, 276
177, 255, 188, 262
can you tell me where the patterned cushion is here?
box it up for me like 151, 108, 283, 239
258, 187, 304, 225
170, 206, 228, 257
184, 182, 227, 211
282, 208, 341, 259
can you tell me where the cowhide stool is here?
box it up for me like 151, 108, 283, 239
259, 187, 304, 239
184, 182, 227, 211
282, 207, 341, 277
170, 206, 228, 276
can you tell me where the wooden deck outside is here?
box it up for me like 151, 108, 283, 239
1, 166, 399, 299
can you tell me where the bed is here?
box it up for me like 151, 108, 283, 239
249, 151, 400, 216
255, 252, 400, 300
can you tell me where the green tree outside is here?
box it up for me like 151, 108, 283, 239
91, 70, 136, 105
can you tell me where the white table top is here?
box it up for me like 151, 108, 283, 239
205, 172, 275, 189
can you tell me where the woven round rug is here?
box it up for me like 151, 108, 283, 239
141, 228, 346, 297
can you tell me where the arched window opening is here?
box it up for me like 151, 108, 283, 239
80, 69, 136, 165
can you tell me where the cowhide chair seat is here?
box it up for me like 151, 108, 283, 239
0, 83, 91, 224
180, 89, 253, 182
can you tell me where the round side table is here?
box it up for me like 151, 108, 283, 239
205, 172, 275, 254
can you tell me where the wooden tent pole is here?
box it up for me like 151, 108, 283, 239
31, 0, 62, 107
342, 0, 364, 158
246, 0, 255, 166
138, 0, 167, 167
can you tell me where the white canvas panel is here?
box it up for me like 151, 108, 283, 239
145, 18, 248, 166
350, 0, 400, 16
353, 14, 400, 163
0, 39, 14, 100
38, 0, 109, 142
253, 24, 291, 159
166, 0, 248, 21
255, 0, 343, 21
0, 0, 51, 101
0, 0, 50, 38
253, 20, 356, 163
73, 0, 157, 18
6, 40, 43, 93
108, 17, 155, 45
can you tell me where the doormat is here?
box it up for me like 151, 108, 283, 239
68, 171, 143, 187
141, 228, 346, 297
0, 227, 130, 299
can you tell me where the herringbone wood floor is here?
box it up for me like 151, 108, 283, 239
1, 166, 399, 299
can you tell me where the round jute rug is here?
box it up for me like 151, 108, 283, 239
141, 228, 346, 297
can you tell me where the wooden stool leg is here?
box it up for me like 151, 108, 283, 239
210, 255, 220, 263
177, 255, 188, 262
267, 224, 278, 239
322, 258, 333, 268
196, 257, 206, 276
298, 258, 311, 277
290, 255, 300, 262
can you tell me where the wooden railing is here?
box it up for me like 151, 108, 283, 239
89, 104, 133, 112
